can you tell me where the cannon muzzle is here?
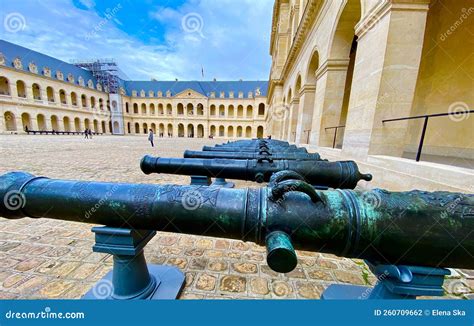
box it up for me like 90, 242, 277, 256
1, 171, 473, 272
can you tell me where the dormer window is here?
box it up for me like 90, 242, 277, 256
229, 91, 234, 98
220, 91, 225, 98
238, 91, 243, 98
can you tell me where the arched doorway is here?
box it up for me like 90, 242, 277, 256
113, 121, 119, 133
74, 118, 81, 132
257, 126, 264, 138
37, 114, 46, 130
135, 123, 140, 134
319, 0, 361, 147
245, 126, 252, 138
94, 120, 100, 133
228, 126, 234, 138
178, 124, 184, 137
51, 115, 59, 131
4, 111, 16, 131
167, 124, 173, 137
197, 124, 204, 138
63, 116, 71, 132
187, 124, 194, 138
21, 113, 31, 131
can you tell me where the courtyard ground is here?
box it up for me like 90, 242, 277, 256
0, 135, 472, 299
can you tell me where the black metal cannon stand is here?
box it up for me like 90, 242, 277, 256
321, 261, 450, 299
190, 176, 235, 188
82, 226, 185, 300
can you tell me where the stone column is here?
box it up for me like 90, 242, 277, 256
295, 84, 316, 144
286, 98, 299, 142
342, 0, 430, 159
309, 59, 349, 147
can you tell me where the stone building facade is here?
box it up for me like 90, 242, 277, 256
266, 0, 473, 192
0, 40, 267, 138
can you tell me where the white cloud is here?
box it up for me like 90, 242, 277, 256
0, 0, 273, 81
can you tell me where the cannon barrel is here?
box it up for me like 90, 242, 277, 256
202, 145, 308, 153
140, 156, 372, 189
184, 150, 322, 161
1, 171, 473, 272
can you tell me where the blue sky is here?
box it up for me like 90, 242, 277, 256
0, 0, 273, 81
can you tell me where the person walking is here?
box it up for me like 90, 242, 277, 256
84, 128, 89, 139
148, 129, 154, 147
88, 128, 93, 139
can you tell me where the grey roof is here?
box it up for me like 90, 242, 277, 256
0, 39, 98, 87
123, 80, 268, 98
1, 40, 268, 98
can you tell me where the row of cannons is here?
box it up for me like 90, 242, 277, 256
1, 138, 473, 300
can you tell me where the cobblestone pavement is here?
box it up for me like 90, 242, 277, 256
0, 135, 472, 299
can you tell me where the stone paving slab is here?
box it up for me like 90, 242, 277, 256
0, 135, 472, 299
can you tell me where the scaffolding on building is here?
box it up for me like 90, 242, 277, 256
72, 59, 120, 93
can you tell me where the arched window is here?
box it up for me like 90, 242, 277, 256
32, 83, 41, 100
219, 105, 225, 116
178, 123, 185, 137
125, 102, 129, 113
257, 126, 264, 138
71, 92, 78, 106
258, 103, 265, 115
237, 105, 243, 117
167, 123, 173, 137
177, 103, 184, 115
166, 104, 172, 115
59, 89, 67, 104
81, 94, 87, 108
46, 87, 54, 102
90, 96, 96, 109
99, 98, 104, 109
219, 126, 225, 137
0, 77, 10, 95
16, 80, 26, 98
133, 103, 138, 114
143, 123, 148, 134
187, 103, 194, 116
135, 123, 140, 133
210, 125, 216, 137
228, 126, 234, 137
228, 105, 234, 117
141, 103, 147, 115
150, 103, 155, 115
158, 103, 164, 115
210, 105, 216, 116
246, 105, 253, 118
197, 103, 204, 115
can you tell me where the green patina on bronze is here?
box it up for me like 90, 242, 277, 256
0, 171, 473, 273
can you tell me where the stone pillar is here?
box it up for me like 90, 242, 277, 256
342, 0, 430, 159
295, 84, 316, 144
286, 98, 299, 142
309, 59, 349, 147
15, 115, 23, 132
